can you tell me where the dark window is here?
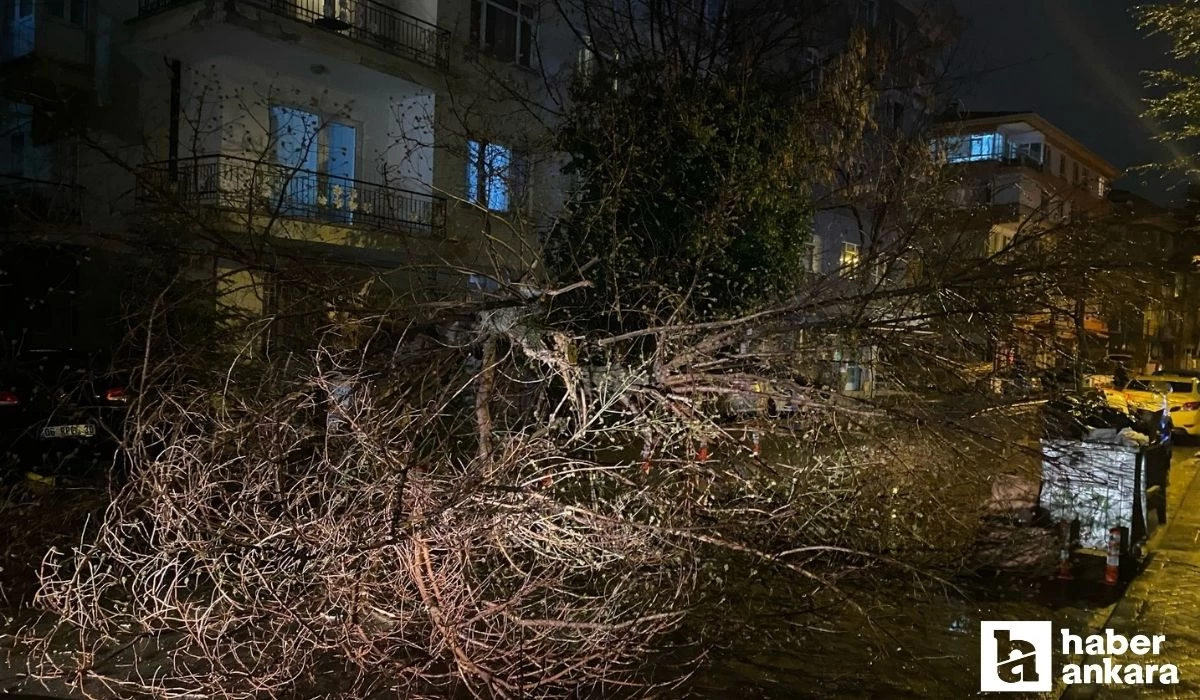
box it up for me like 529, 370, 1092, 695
861, 0, 878, 27
472, 0, 535, 68
8, 132, 24, 176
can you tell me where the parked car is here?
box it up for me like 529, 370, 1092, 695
1154, 368, 1200, 379
0, 349, 130, 475
1123, 375, 1200, 437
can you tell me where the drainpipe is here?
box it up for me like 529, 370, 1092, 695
168, 59, 181, 181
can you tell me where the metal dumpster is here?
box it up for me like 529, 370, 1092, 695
1039, 432, 1169, 564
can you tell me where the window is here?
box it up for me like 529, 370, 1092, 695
861, 0, 878, 27
802, 48, 822, 95
943, 133, 1004, 163
890, 100, 905, 130
1058, 154, 1065, 177
467, 139, 526, 212
270, 105, 357, 221
10, 0, 33, 57
808, 233, 822, 273
840, 241, 860, 268
1010, 141, 1043, 165
1072, 161, 1080, 184
576, 35, 619, 90
7, 132, 23, 176
470, 0, 535, 68
1097, 176, 1108, 199
700, 0, 723, 25
45, 0, 86, 24
890, 20, 908, 51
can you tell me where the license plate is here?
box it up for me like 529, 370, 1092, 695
41, 424, 96, 438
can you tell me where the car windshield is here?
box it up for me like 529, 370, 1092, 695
1126, 379, 1173, 394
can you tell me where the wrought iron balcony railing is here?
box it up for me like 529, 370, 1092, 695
137, 0, 449, 70
0, 175, 85, 225
136, 154, 446, 238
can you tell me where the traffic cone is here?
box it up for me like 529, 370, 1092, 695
1055, 521, 1073, 580
1056, 548, 1073, 580
1104, 528, 1122, 586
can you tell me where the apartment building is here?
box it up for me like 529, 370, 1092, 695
934, 111, 1120, 377
804, 0, 960, 395
0, 0, 581, 349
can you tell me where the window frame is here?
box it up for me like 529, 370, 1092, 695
802, 48, 823, 95
840, 241, 861, 268
466, 138, 528, 213
470, 0, 537, 69
268, 104, 361, 220
861, 0, 878, 27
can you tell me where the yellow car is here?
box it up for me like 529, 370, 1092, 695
1123, 375, 1200, 436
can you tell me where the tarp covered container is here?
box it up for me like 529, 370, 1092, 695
1040, 437, 1169, 554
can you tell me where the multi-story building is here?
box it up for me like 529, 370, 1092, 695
804, 0, 960, 395
1106, 188, 1198, 375
0, 0, 580, 350
933, 110, 1120, 378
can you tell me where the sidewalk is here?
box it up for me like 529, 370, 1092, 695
1063, 450, 1200, 698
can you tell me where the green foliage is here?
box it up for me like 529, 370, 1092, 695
1137, 1, 1200, 171
545, 62, 818, 330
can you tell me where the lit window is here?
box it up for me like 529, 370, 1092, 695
941, 133, 1004, 163
1097, 176, 1108, 199
470, 0, 536, 68
840, 242, 860, 268
467, 139, 525, 212
270, 105, 357, 221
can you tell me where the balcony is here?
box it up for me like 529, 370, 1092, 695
0, 174, 84, 227
136, 154, 445, 239
1, 0, 90, 66
136, 0, 449, 70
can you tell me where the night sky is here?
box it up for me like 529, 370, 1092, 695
954, 0, 1181, 205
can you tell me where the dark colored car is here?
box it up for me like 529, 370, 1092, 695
0, 349, 130, 475
1154, 368, 1200, 379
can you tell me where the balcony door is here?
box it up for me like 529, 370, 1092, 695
326, 122, 355, 222
270, 106, 356, 222
286, 0, 354, 33
6, 0, 34, 61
